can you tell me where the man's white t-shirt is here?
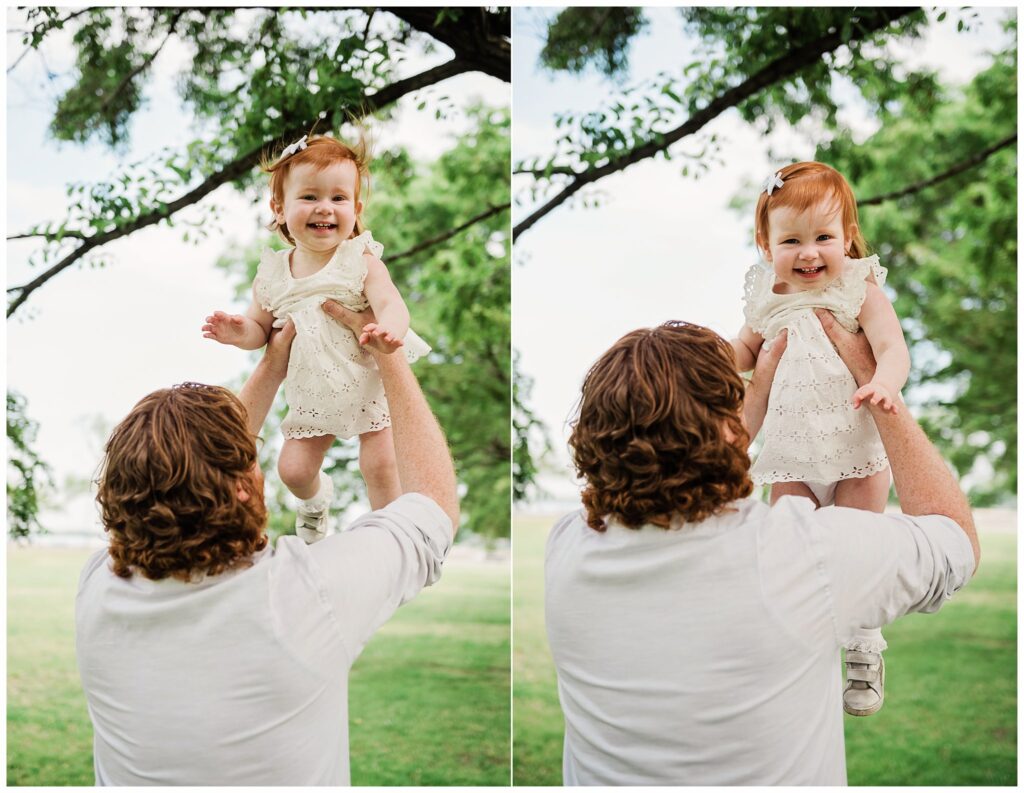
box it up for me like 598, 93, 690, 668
545, 496, 975, 786
76, 493, 451, 786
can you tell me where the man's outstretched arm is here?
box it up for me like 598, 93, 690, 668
237, 321, 295, 436
322, 300, 459, 531
816, 309, 979, 570
742, 330, 787, 440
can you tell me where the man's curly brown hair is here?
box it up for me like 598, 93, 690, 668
96, 383, 268, 581
569, 321, 753, 532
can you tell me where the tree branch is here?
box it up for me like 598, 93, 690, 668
513, 165, 577, 177
389, 202, 510, 264
8, 6, 94, 74
859, 133, 1017, 206
7, 45, 33, 74
387, 7, 510, 81
98, 9, 185, 115
7, 58, 473, 317
7, 230, 87, 241
513, 7, 918, 240
361, 8, 376, 42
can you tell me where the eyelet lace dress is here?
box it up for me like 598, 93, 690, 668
254, 230, 430, 440
743, 255, 891, 486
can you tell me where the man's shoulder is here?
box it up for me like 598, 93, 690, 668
760, 496, 896, 545
291, 493, 453, 584
77, 548, 113, 595
760, 494, 835, 533
766, 499, 970, 567
547, 499, 773, 546
545, 508, 588, 548
331, 493, 452, 549
552, 507, 586, 532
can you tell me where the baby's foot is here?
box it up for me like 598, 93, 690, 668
295, 503, 332, 544
843, 650, 884, 716
295, 473, 334, 544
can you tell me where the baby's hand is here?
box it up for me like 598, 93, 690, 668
202, 311, 249, 346
852, 381, 899, 414
358, 322, 405, 354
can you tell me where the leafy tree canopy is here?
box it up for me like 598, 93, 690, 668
7, 391, 53, 540
8, 6, 509, 316
539, 7, 647, 76
515, 7, 968, 237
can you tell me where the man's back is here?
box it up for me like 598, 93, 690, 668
545, 496, 973, 785
76, 494, 450, 785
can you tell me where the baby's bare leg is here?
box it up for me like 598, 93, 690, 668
770, 481, 821, 508
278, 435, 336, 500
835, 467, 891, 512
359, 427, 401, 510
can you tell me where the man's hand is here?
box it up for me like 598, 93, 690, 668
203, 311, 250, 346
322, 299, 373, 335
853, 381, 898, 414
814, 308, 876, 387
263, 319, 296, 380
237, 319, 295, 435
321, 300, 403, 354
743, 330, 787, 440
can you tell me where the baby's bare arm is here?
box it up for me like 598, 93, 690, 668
857, 283, 910, 395
361, 252, 409, 353
202, 288, 274, 350
363, 253, 410, 338
731, 324, 764, 372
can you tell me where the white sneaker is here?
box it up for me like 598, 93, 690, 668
295, 504, 332, 544
843, 650, 884, 716
295, 474, 333, 544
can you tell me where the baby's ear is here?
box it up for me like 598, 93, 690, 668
845, 223, 859, 254
756, 235, 771, 262
269, 196, 283, 220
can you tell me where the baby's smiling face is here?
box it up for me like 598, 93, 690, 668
272, 160, 362, 253
763, 199, 853, 293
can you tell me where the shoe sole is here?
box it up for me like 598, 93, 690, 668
843, 657, 884, 717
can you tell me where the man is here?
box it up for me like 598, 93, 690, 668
545, 313, 978, 786
76, 301, 458, 785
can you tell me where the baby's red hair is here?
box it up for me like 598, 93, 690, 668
754, 161, 868, 258
261, 133, 371, 245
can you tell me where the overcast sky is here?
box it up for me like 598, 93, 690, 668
511, 6, 1015, 506
5, 8, 508, 532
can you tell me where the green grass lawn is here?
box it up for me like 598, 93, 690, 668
512, 512, 1016, 786
7, 544, 510, 787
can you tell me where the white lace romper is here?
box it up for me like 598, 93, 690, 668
253, 230, 430, 440
743, 255, 891, 486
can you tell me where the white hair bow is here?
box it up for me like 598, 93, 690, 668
280, 134, 308, 160
762, 171, 785, 196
